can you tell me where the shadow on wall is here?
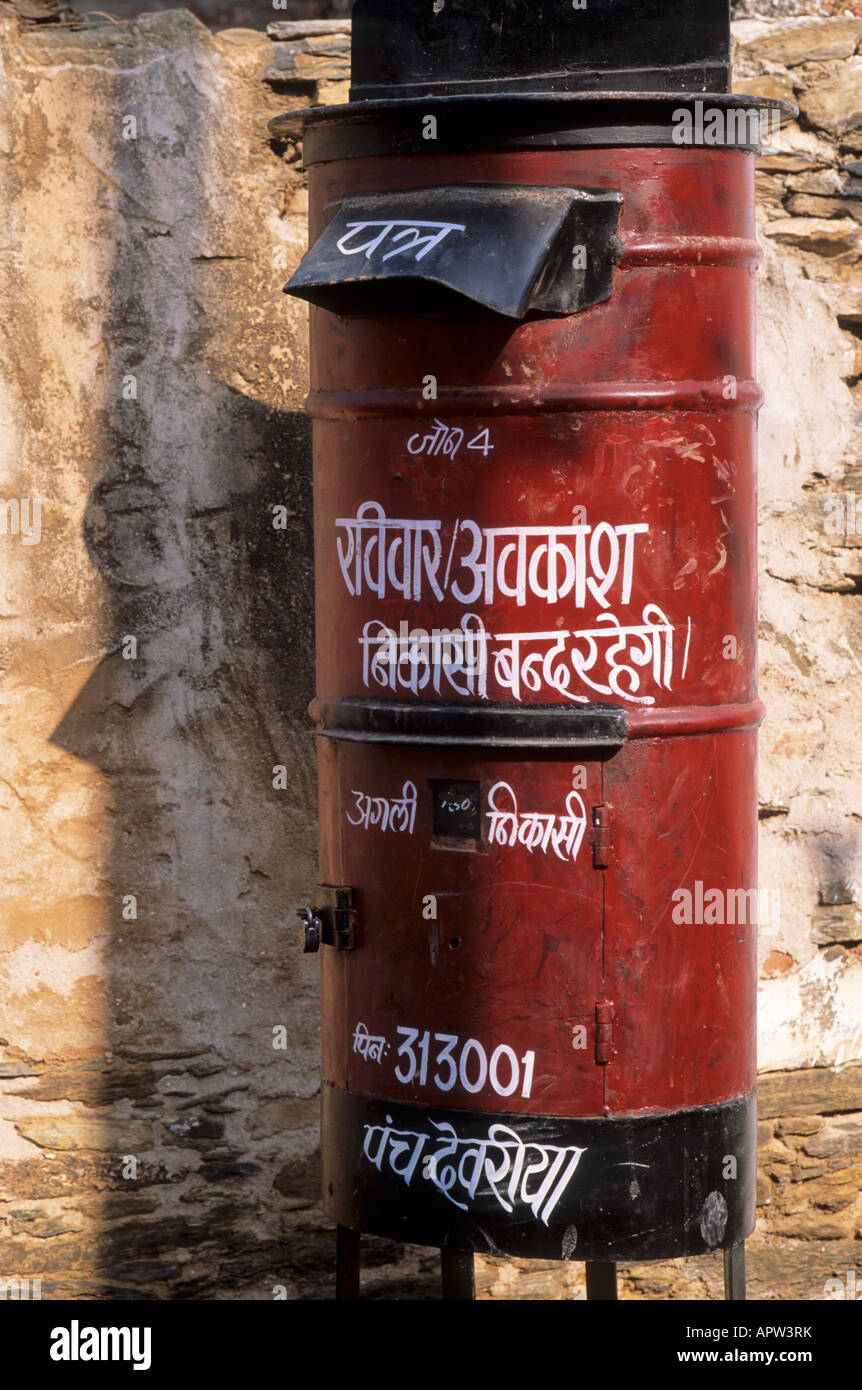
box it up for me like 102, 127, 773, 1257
48, 393, 320, 1295
29, 15, 324, 1296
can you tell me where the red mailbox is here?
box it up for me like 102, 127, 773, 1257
277, 0, 790, 1301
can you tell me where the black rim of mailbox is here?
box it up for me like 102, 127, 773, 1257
269, 93, 799, 163
310, 698, 629, 749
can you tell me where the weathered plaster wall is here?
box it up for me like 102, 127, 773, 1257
0, 11, 860, 1300
0, 10, 322, 1298
55, 3, 353, 33
732, 17, 862, 1074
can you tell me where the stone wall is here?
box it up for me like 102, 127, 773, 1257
0, 11, 323, 1299
0, 11, 860, 1301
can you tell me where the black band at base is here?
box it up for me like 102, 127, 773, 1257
322, 1084, 756, 1262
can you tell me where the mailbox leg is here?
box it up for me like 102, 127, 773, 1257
724, 1243, 746, 1302
585, 1262, 618, 1300
336, 1225, 361, 1301
441, 1250, 476, 1301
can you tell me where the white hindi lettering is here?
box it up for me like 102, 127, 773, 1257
335, 503, 649, 609
362, 1115, 587, 1227
407, 419, 464, 459
486, 783, 588, 863
346, 782, 418, 835
336, 502, 445, 602
358, 608, 683, 707
406, 420, 494, 460
360, 614, 490, 699
335, 220, 466, 263
352, 1022, 389, 1065
337, 505, 690, 705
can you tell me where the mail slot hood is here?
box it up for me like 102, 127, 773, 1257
284, 183, 623, 320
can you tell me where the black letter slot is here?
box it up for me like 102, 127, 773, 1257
284, 184, 623, 320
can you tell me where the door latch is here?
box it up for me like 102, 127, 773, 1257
298, 885, 356, 954
595, 999, 615, 1065
592, 804, 613, 869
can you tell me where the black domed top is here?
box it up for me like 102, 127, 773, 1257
349, 0, 731, 102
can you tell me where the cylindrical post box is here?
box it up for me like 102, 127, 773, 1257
276, 0, 790, 1297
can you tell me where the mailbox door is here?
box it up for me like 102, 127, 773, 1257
319, 739, 607, 1120
602, 732, 758, 1116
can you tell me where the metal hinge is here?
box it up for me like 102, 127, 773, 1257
298, 885, 356, 954
592, 804, 613, 868
595, 999, 615, 1066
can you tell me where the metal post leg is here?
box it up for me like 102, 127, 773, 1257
586, 1262, 618, 1300
336, 1225, 361, 1301
441, 1250, 475, 1301
724, 1242, 746, 1301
